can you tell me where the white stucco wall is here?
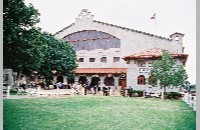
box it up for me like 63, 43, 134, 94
54, 11, 183, 70
54, 10, 185, 91
126, 58, 185, 91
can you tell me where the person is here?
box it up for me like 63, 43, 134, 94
78, 75, 87, 85
19, 82, 26, 90
90, 75, 100, 95
102, 83, 109, 96
57, 73, 63, 83
145, 87, 152, 98
56, 82, 62, 89
84, 82, 92, 95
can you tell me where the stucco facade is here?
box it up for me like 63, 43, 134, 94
123, 48, 187, 92
54, 9, 187, 91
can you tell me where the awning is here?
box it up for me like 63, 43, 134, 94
75, 68, 127, 74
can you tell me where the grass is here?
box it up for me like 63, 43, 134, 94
3, 96, 196, 130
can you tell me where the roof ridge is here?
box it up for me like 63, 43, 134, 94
93, 20, 171, 41
53, 23, 75, 36
53, 19, 172, 41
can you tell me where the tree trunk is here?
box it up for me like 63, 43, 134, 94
16, 71, 23, 87
164, 86, 166, 99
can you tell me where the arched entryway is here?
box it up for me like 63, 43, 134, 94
119, 74, 126, 89
57, 74, 64, 83
78, 75, 88, 85
104, 74, 114, 86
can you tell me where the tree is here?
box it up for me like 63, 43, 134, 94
3, 0, 45, 76
38, 33, 78, 82
4, 0, 77, 85
150, 50, 187, 99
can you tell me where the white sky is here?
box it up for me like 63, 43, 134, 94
25, 0, 196, 84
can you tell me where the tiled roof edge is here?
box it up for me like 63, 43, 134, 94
53, 20, 172, 41
53, 23, 75, 36
93, 20, 171, 41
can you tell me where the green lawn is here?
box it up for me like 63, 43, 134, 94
3, 96, 196, 130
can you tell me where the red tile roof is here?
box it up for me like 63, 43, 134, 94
75, 68, 127, 74
123, 48, 188, 60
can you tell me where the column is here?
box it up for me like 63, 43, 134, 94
53, 76, 57, 84
63, 76, 68, 83
75, 75, 79, 84
114, 76, 119, 91
100, 76, 104, 91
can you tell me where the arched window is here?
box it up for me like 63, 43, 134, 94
148, 75, 157, 86
63, 30, 121, 51
137, 75, 145, 85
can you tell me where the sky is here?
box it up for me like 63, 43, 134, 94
24, 0, 196, 84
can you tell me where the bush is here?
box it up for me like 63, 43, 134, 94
129, 90, 144, 97
9, 89, 18, 95
166, 92, 182, 99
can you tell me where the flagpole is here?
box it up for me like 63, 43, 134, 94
150, 13, 156, 34
154, 16, 156, 34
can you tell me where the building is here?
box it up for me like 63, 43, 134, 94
123, 48, 188, 91
54, 9, 188, 91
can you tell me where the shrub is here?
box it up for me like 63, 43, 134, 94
129, 90, 144, 97
166, 92, 182, 99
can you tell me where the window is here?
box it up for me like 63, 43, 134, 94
88, 40, 93, 51
113, 57, 120, 62
100, 57, 107, 63
148, 60, 155, 67
63, 30, 121, 51
94, 40, 98, 49
106, 39, 110, 49
117, 39, 121, 48
100, 39, 104, 49
137, 75, 145, 85
78, 58, 84, 62
126, 60, 130, 64
89, 58, 95, 62
137, 60, 146, 67
175, 36, 179, 41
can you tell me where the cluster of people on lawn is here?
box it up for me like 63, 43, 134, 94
14, 74, 113, 96
14, 74, 195, 97
14, 74, 158, 97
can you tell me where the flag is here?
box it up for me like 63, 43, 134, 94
150, 13, 156, 19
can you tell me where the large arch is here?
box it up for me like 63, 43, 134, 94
63, 30, 121, 51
